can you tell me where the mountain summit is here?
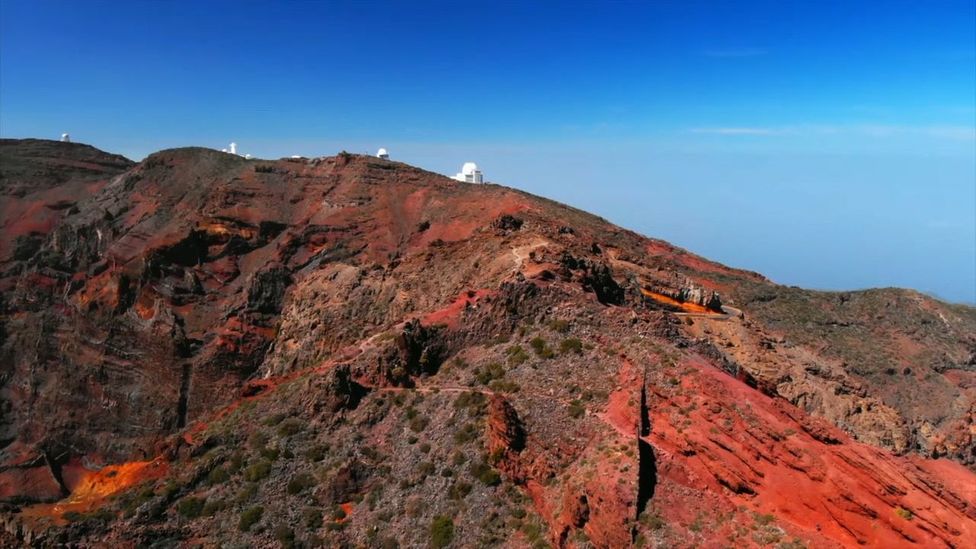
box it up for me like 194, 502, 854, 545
1, 139, 974, 547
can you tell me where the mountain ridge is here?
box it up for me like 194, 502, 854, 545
1, 138, 974, 548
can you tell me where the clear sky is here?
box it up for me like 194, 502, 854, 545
2, 1, 974, 303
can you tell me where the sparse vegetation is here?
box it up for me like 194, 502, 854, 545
529, 337, 555, 359
176, 496, 205, 518
303, 507, 323, 528
238, 505, 264, 532
470, 461, 502, 486
454, 422, 480, 444
305, 444, 328, 462
475, 362, 506, 384
286, 472, 316, 495
243, 460, 272, 482
568, 400, 586, 419
559, 337, 583, 355
430, 515, 455, 548
277, 418, 304, 437
549, 319, 570, 333
507, 345, 530, 366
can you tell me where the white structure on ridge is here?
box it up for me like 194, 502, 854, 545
61, 133, 71, 143
453, 162, 483, 184
376, 148, 389, 160
221, 141, 250, 158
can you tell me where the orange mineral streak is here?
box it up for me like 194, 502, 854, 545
639, 288, 711, 314
336, 502, 355, 524
420, 289, 493, 329
21, 458, 168, 525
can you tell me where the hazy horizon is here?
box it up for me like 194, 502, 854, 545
2, 0, 974, 302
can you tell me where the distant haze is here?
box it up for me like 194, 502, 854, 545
1, 0, 973, 302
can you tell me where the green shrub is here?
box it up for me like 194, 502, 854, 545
453, 422, 479, 444
244, 460, 272, 482
202, 499, 226, 516
568, 400, 585, 419
176, 496, 205, 518
303, 507, 323, 528
274, 524, 296, 548
506, 345, 530, 366
238, 505, 264, 532
227, 451, 245, 473
248, 431, 269, 449
207, 466, 230, 485
277, 418, 305, 437
894, 507, 913, 520
263, 413, 288, 426
529, 337, 555, 359
488, 379, 520, 393
559, 338, 583, 355
449, 481, 472, 500
305, 444, 328, 462
409, 415, 429, 432
235, 483, 258, 504
475, 362, 505, 385
548, 319, 570, 333
418, 461, 436, 477
331, 505, 347, 520
470, 461, 501, 486
286, 472, 316, 495
62, 511, 84, 523
429, 515, 455, 548
453, 391, 486, 412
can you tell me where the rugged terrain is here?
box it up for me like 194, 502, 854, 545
1, 138, 974, 548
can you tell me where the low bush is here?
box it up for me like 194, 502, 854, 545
238, 505, 264, 532
409, 415, 429, 433
449, 481, 472, 500
303, 507, 323, 528
207, 466, 230, 485
286, 472, 316, 495
202, 499, 226, 516
430, 515, 455, 548
453, 422, 479, 444
529, 337, 555, 359
548, 319, 571, 333
507, 345, 530, 366
470, 461, 501, 486
243, 460, 272, 482
277, 418, 304, 437
305, 444, 328, 462
559, 337, 583, 355
274, 524, 296, 548
568, 400, 585, 419
176, 496, 206, 519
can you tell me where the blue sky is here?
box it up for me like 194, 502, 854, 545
2, 1, 974, 302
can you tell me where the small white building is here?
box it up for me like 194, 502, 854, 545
453, 162, 483, 184
376, 148, 389, 160
61, 133, 71, 143
221, 141, 250, 158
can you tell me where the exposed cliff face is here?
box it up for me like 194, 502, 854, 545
1, 139, 974, 548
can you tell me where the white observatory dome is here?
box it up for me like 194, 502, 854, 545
461, 162, 479, 175
377, 148, 389, 159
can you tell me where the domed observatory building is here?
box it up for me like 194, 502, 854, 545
452, 162, 484, 183
376, 148, 389, 160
